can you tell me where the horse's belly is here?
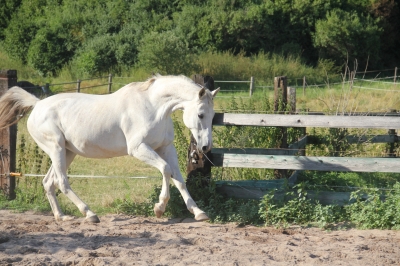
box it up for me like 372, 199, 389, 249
65, 138, 128, 158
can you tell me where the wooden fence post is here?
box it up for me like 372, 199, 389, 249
186, 75, 214, 191
287, 86, 296, 114
274, 76, 287, 112
274, 76, 288, 178
0, 70, 17, 199
76, 79, 81, 93
249, 76, 254, 97
108, 74, 113, 94
395, 67, 397, 83
386, 109, 398, 157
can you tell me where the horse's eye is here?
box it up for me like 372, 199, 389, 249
198, 114, 204, 119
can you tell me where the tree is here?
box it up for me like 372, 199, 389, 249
2, 0, 46, 62
137, 30, 199, 75
0, 0, 22, 40
27, 28, 74, 76
313, 9, 382, 68
72, 35, 117, 77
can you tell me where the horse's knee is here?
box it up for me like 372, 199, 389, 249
161, 163, 173, 178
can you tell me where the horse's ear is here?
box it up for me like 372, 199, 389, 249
198, 87, 206, 99
211, 87, 220, 98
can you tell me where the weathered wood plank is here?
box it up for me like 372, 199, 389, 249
212, 148, 299, 156
213, 113, 400, 129
211, 154, 400, 173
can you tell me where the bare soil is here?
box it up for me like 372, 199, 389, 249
1, 210, 400, 265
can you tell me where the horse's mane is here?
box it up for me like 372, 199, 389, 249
138, 74, 196, 91
137, 78, 156, 91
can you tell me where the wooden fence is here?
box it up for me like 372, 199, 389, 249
209, 112, 400, 204
188, 75, 400, 203
211, 113, 400, 173
0, 70, 17, 199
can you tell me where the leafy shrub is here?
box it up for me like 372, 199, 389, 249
346, 184, 400, 229
27, 28, 73, 76
137, 30, 199, 75
259, 184, 316, 226
313, 9, 382, 67
72, 35, 117, 77
114, 33, 138, 68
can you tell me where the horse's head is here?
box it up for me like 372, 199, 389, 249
182, 86, 219, 154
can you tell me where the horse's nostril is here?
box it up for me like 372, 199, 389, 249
202, 146, 208, 152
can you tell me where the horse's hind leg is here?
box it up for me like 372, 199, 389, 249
53, 150, 100, 223
43, 165, 73, 221
37, 137, 99, 223
43, 150, 98, 222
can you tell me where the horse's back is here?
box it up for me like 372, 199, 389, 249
26, 86, 172, 158
27, 92, 132, 157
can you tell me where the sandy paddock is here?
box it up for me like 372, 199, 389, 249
1, 210, 400, 265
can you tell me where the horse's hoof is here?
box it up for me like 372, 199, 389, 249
195, 212, 209, 221
85, 215, 100, 223
154, 204, 164, 218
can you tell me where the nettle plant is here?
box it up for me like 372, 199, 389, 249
3, 134, 53, 211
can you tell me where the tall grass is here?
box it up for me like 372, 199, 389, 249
198, 51, 340, 86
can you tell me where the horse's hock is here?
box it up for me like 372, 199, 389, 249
0, 70, 17, 199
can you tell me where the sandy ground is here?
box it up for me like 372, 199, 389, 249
1, 210, 400, 265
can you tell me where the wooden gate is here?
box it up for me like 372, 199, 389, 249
0, 70, 17, 199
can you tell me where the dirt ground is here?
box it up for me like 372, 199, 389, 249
1, 210, 400, 265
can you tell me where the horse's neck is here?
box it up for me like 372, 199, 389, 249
150, 81, 195, 118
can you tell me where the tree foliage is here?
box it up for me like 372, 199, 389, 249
313, 9, 382, 66
1, 0, 398, 76
137, 30, 199, 75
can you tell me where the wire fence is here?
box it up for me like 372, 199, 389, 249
17, 66, 398, 100
12, 69, 400, 193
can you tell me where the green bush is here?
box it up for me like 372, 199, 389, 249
27, 28, 73, 76
72, 35, 117, 77
313, 9, 382, 67
259, 184, 316, 226
346, 184, 400, 229
137, 30, 199, 75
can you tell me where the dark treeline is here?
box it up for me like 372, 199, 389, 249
0, 0, 399, 76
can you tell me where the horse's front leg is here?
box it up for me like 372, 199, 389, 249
157, 145, 209, 221
130, 143, 172, 218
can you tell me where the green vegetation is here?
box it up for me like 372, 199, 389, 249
0, 0, 399, 77
259, 182, 400, 229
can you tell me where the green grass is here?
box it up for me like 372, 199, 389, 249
58, 177, 161, 216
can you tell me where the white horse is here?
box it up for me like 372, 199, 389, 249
0, 75, 219, 223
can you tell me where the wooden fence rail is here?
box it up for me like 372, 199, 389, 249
208, 111, 400, 202
210, 113, 400, 173
213, 113, 400, 129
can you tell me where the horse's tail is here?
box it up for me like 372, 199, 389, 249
0, 86, 39, 129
